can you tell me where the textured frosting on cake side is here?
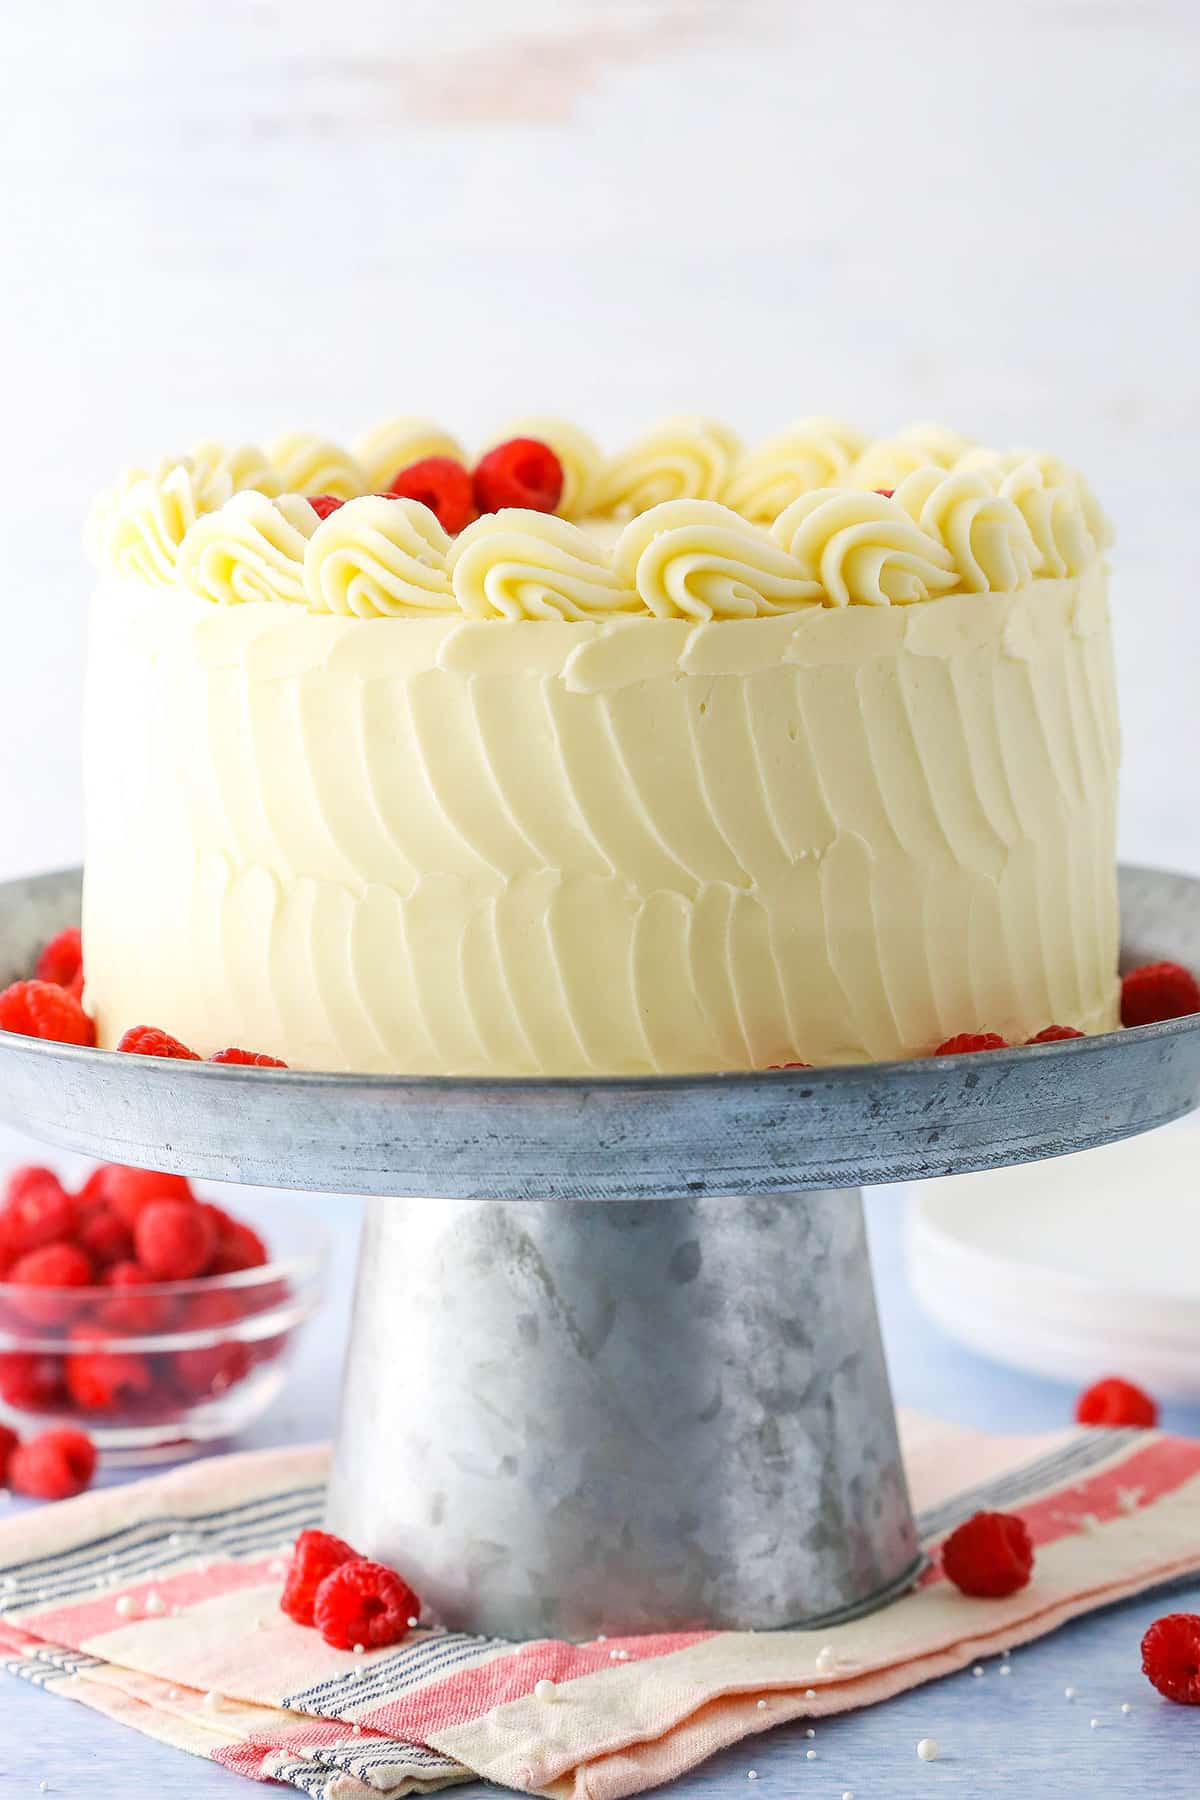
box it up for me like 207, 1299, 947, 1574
82, 568, 1121, 1073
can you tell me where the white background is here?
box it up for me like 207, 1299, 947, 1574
1, 0, 1197, 881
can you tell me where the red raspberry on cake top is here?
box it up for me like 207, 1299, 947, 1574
473, 438, 564, 515
388, 456, 477, 534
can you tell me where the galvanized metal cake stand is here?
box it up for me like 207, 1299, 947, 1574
1, 865, 1199, 1641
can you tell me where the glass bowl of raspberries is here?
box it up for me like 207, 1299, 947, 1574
0, 1160, 326, 1460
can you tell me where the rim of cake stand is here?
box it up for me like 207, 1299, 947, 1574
0, 862, 1196, 1199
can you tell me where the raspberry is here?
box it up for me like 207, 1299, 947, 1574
100, 1261, 175, 1333
171, 1289, 250, 1397
1121, 961, 1200, 1028
97, 1165, 194, 1228
206, 1209, 268, 1276
65, 1336, 154, 1411
1141, 1613, 1200, 1705
0, 1351, 66, 1410
1026, 1025, 1085, 1044
941, 1510, 1034, 1598
873, 488, 895, 498
76, 1203, 133, 1270
312, 1559, 420, 1650
934, 1032, 1009, 1055
209, 1047, 289, 1067
8, 1242, 94, 1325
134, 1200, 216, 1280
116, 1025, 201, 1060
0, 1422, 19, 1482
35, 927, 84, 998
0, 981, 94, 1047
2, 1168, 76, 1254
473, 438, 564, 516
8, 1427, 96, 1499
1075, 1375, 1158, 1428
308, 495, 345, 520
280, 1527, 360, 1626
387, 456, 477, 534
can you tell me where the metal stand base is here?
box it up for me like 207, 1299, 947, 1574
325, 1190, 921, 1640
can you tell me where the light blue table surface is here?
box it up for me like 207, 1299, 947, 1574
1, 1150, 1197, 1799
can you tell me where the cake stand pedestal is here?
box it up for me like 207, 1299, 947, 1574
0, 865, 1198, 1639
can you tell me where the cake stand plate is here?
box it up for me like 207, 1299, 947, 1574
0, 865, 1197, 1200
0, 863, 1197, 1639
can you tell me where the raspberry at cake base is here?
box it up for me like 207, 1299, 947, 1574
82, 416, 1120, 1075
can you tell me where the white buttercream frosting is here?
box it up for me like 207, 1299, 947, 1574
614, 500, 821, 619
772, 489, 959, 606
88, 418, 1114, 620
596, 416, 744, 514
177, 491, 321, 607
304, 496, 454, 619
83, 564, 1121, 1075
352, 417, 467, 491
265, 432, 367, 500
449, 511, 640, 620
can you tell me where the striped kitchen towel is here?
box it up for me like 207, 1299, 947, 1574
1, 1414, 1199, 1799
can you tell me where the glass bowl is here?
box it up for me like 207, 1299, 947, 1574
0, 1196, 326, 1461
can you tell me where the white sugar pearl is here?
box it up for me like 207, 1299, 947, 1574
999, 1664, 1011, 1676
352, 1643, 365, 1655
746, 1772, 757, 1781
1090, 1717, 1100, 1729
114, 1595, 138, 1619
268, 1558, 288, 1578
202, 1690, 224, 1713
842, 1792, 854, 1800
534, 1679, 557, 1701
596, 1633, 607, 1642
805, 1687, 816, 1698
971, 1664, 984, 1677
1121, 1702, 1132, 1714
1064, 1686, 1077, 1700
815, 1645, 837, 1673
756, 1698, 768, 1710
805, 1728, 815, 1739
143, 1591, 166, 1617
407, 1616, 418, 1629
168, 1689, 180, 1701
39, 1783, 50, 1792
805, 1749, 816, 1761
917, 1737, 940, 1762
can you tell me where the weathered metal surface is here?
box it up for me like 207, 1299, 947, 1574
0, 866, 1196, 1200
326, 1188, 921, 1638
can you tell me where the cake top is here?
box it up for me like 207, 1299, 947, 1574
87, 415, 1112, 622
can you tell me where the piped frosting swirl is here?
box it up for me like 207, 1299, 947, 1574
91, 415, 1112, 616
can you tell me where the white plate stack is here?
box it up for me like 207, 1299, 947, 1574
906, 1122, 1200, 1399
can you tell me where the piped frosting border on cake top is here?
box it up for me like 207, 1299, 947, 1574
87, 415, 1112, 621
